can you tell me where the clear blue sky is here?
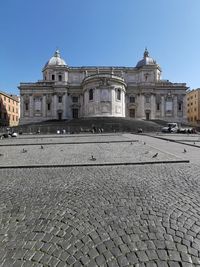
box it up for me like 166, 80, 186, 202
1, 0, 200, 95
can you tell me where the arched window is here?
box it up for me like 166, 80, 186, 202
58, 75, 62, 81
89, 89, 93, 101
117, 89, 121, 100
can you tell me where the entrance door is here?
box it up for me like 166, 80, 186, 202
58, 112, 62, 120
72, 108, 79, 118
129, 109, 135, 118
146, 112, 150, 120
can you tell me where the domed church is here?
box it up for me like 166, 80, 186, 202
19, 49, 188, 124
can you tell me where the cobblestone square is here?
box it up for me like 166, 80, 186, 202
0, 133, 200, 266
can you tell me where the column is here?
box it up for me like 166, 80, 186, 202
161, 96, 165, 118
173, 95, 178, 119
29, 94, 33, 117
151, 94, 156, 119
42, 95, 46, 118
63, 93, 67, 119
138, 94, 145, 119
53, 94, 57, 119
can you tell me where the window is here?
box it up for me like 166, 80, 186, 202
52, 74, 55, 80
47, 103, 51, 111
130, 96, 135, 103
89, 89, 93, 101
145, 95, 150, 103
178, 103, 182, 111
72, 97, 78, 103
13, 115, 15, 121
25, 103, 29, 111
117, 89, 121, 100
13, 107, 15, 112
8, 106, 10, 111
16, 116, 18, 121
156, 103, 160, 111
8, 98, 10, 103
58, 96, 62, 103
58, 75, 62, 81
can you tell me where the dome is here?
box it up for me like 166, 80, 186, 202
136, 48, 156, 68
44, 50, 67, 68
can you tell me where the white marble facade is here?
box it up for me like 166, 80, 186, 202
19, 49, 188, 124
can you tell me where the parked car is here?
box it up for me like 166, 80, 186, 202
161, 123, 179, 133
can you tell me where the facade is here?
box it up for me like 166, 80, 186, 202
187, 89, 200, 125
0, 91, 20, 126
19, 49, 188, 125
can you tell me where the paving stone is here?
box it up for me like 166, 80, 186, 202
1, 136, 200, 267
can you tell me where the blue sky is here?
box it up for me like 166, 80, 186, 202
1, 0, 200, 95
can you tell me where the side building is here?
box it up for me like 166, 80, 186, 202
187, 89, 200, 125
19, 49, 188, 125
0, 91, 20, 126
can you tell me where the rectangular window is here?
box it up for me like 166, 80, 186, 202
25, 103, 29, 111
178, 103, 182, 111
58, 96, 62, 103
52, 74, 55, 80
13, 115, 15, 121
145, 96, 150, 103
156, 103, 160, 111
116, 89, 121, 100
58, 75, 62, 81
130, 96, 135, 103
47, 103, 51, 110
72, 97, 78, 103
13, 107, 15, 112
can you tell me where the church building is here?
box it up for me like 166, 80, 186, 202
19, 49, 188, 124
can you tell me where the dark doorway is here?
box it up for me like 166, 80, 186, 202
72, 108, 79, 118
129, 109, 135, 118
145, 112, 150, 120
58, 112, 62, 120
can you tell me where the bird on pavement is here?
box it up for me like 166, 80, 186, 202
90, 155, 96, 161
144, 142, 146, 145
40, 145, 44, 149
183, 148, 187, 153
152, 152, 158, 158
22, 149, 27, 153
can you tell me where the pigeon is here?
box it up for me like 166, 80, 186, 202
183, 149, 187, 153
130, 142, 133, 145
152, 152, 158, 158
0, 153, 3, 156
144, 142, 146, 145
194, 142, 196, 145
40, 145, 44, 149
144, 151, 149, 154
22, 149, 27, 153
90, 155, 96, 161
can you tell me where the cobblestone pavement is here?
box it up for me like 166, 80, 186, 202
0, 141, 182, 167
0, 134, 200, 266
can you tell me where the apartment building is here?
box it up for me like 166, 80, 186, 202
0, 91, 20, 126
187, 89, 200, 125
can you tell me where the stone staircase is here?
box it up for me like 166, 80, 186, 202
8, 117, 164, 134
